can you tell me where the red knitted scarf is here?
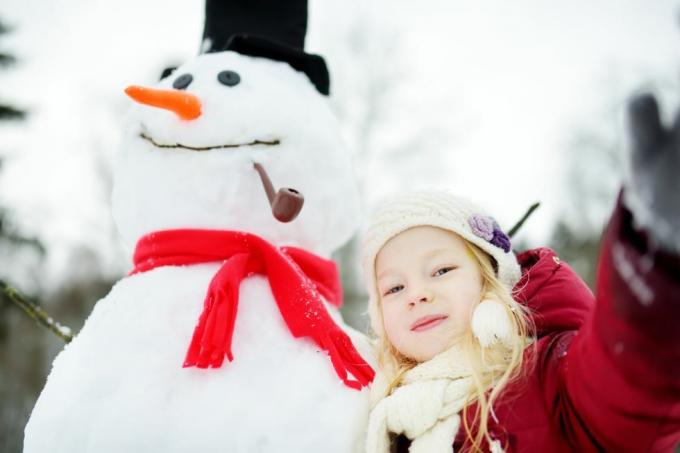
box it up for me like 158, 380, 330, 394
130, 229, 375, 390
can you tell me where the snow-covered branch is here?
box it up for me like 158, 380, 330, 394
1, 279, 73, 343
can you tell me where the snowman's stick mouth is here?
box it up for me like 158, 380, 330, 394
139, 133, 280, 151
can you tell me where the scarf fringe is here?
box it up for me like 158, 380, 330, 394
131, 229, 375, 390
321, 330, 375, 390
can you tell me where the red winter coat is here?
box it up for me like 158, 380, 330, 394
395, 194, 680, 452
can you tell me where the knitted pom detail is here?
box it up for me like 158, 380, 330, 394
471, 299, 513, 348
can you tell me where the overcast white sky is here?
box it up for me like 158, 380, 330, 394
1, 0, 679, 283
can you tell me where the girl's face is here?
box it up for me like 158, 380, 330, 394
375, 226, 484, 362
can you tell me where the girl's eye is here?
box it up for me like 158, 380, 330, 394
384, 285, 404, 296
433, 267, 455, 277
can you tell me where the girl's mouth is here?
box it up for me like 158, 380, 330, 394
410, 315, 448, 332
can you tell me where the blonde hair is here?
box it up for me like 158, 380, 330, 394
373, 240, 535, 452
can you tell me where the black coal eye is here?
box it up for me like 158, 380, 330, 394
173, 73, 193, 90
217, 70, 240, 87
159, 66, 177, 81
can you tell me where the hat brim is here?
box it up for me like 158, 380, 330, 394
221, 34, 330, 96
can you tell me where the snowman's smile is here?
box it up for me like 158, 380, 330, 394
139, 132, 280, 152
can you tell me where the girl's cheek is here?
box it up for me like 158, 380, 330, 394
383, 319, 405, 351
382, 305, 401, 331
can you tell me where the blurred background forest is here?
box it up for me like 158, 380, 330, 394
2, 1, 680, 451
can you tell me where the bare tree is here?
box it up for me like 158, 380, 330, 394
550, 71, 679, 288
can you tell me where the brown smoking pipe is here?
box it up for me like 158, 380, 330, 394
253, 162, 304, 223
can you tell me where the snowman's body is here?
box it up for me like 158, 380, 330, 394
25, 51, 373, 452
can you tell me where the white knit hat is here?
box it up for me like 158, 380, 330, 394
361, 190, 522, 335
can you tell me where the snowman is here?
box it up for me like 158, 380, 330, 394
24, 1, 375, 452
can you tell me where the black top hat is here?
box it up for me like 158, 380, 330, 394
201, 0, 330, 96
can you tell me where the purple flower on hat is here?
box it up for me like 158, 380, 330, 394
490, 223, 512, 253
469, 215, 494, 241
469, 215, 512, 253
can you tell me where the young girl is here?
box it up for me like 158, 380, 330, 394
361, 95, 680, 452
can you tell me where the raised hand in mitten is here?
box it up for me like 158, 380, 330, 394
625, 93, 680, 254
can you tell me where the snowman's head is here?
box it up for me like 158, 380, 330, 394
112, 51, 360, 256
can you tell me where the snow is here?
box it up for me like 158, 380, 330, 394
25, 268, 374, 452
611, 241, 654, 306
24, 50, 374, 452
2, 0, 679, 286
623, 179, 680, 254
4, 0, 678, 446
56, 324, 72, 338
112, 52, 361, 257
614, 342, 625, 355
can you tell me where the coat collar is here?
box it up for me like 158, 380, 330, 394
514, 247, 595, 338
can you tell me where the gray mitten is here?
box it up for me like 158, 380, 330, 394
624, 93, 680, 254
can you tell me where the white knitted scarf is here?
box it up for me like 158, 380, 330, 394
365, 345, 504, 453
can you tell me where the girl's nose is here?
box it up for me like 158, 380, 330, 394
408, 289, 434, 307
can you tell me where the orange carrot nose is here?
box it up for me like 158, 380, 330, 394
125, 85, 202, 120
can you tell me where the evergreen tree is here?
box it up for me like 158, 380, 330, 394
0, 18, 36, 251
0, 17, 43, 453
0, 20, 24, 121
